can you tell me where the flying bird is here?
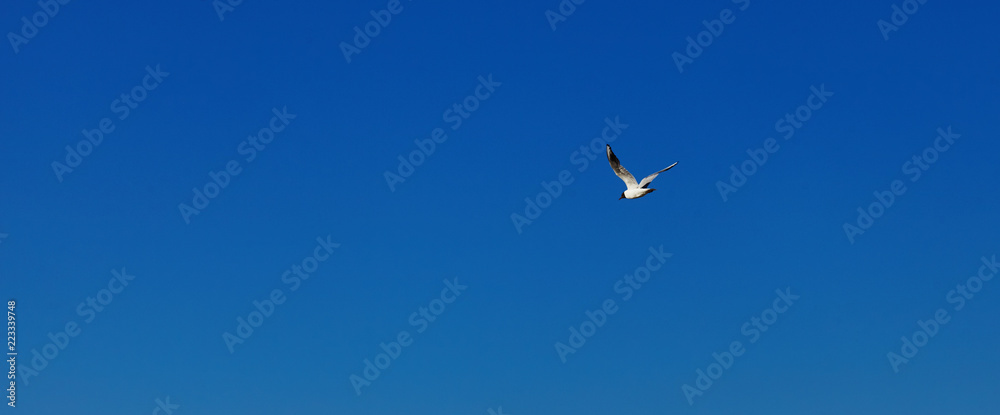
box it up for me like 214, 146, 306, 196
606, 144, 678, 200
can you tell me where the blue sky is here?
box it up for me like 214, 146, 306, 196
2, 0, 999, 414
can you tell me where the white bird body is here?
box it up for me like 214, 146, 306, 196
623, 188, 656, 199
606, 144, 678, 200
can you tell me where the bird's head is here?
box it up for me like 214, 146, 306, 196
619, 193, 626, 200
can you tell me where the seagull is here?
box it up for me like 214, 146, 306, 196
606, 144, 678, 200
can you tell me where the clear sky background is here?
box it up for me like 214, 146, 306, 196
2, 0, 999, 414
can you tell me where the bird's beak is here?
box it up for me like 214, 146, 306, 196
619, 194, 625, 200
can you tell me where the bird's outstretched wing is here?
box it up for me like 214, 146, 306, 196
607, 145, 638, 189
638, 161, 678, 188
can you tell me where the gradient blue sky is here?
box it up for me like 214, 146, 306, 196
2, 1, 999, 414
